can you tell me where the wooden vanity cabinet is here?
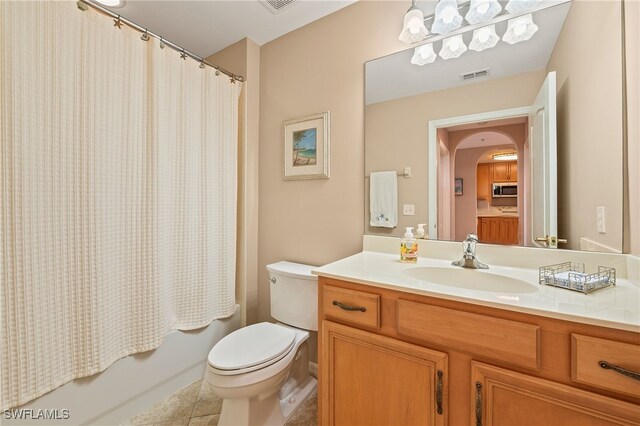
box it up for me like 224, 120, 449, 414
318, 277, 640, 426
322, 321, 448, 426
472, 362, 640, 425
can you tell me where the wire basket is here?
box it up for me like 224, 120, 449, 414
539, 262, 616, 294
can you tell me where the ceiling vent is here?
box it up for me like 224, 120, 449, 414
460, 68, 491, 81
259, 0, 296, 14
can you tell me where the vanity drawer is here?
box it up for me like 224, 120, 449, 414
571, 334, 640, 397
397, 300, 539, 369
322, 285, 380, 329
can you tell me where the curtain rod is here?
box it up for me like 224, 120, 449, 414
76, 0, 244, 83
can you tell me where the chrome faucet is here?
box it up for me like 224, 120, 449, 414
451, 234, 489, 269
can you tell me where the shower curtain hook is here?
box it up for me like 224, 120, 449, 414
113, 15, 123, 29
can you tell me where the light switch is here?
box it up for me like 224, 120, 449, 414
597, 206, 606, 234
403, 204, 415, 216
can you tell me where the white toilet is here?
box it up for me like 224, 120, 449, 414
205, 261, 318, 426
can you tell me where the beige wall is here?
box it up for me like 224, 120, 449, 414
625, 0, 639, 255
365, 70, 545, 237
258, 1, 411, 361
548, 0, 624, 252
207, 38, 261, 325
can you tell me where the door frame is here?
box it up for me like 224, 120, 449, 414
427, 106, 531, 240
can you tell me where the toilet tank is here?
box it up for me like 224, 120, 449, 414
267, 261, 318, 331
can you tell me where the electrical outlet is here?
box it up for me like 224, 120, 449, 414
597, 206, 606, 234
403, 204, 415, 216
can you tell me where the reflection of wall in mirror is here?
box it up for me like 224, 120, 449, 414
366, 70, 545, 239
548, 0, 623, 252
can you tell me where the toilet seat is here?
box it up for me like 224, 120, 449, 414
208, 323, 296, 376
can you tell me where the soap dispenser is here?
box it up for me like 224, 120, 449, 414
416, 224, 426, 239
401, 227, 418, 263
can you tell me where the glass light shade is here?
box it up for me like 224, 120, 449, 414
505, 0, 541, 14
465, 0, 502, 24
431, 0, 463, 34
502, 14, 538, 44
439, 34, 467, 60
469, 25, 499, 51
399, 8, 429, 44
411, 44, 437, 66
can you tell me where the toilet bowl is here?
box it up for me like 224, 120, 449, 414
205, 262, 318, 426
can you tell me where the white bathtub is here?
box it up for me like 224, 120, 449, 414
4, 305, 241, 426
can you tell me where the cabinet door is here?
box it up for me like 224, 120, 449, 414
492, 163, 509, 182
477, 164, 490, 199
488, 218, 499, 244
471, 362, 640, 426
508, 161, 518, 182
321, 320, 448, 426
497, 218, 519, 245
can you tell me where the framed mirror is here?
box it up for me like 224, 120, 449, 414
365, 0, 624, 253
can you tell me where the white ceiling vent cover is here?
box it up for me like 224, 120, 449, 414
260, 0, 297, 14
460, 68, 491, 81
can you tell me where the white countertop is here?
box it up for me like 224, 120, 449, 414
313, 250, 640, 333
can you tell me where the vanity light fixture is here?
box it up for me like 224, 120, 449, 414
399, 0, 429, 44
502, 13, 538, 44
411, 43, 437, 65
465, 0, 502, 24
469, 24, 499, 51
492, 152, 518, 161
439, 34, 467, 60
432, 0, 463, 34
400, 0, 553, 66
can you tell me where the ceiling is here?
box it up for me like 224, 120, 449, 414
100, 0, 357, 58
456, 130, 515, 150
365, 1, 571, 105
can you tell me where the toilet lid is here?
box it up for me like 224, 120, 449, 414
208, 322, 296, 371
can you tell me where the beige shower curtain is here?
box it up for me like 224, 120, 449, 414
0, 1, 241, 409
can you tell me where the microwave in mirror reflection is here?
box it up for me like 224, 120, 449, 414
493, 183, 517, 198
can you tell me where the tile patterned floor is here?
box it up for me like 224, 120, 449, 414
127, 378, 317, 426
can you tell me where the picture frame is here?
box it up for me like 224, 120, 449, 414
454, 178, 463, 196
283, 112, 330, 180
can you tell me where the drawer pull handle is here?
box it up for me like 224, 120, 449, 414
436, 370, 443, 415
599, 360, 640, 381
332, 300, 366, 312
475, 382, 482, 426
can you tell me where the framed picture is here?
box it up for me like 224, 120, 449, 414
283, 112, 330, 180
454, 178, 463, 196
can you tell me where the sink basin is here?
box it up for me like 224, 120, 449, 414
402, 267, 538, 294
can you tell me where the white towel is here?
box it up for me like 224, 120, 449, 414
369, 171, 398, 228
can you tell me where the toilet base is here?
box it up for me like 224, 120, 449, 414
217, 374, 317, 426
